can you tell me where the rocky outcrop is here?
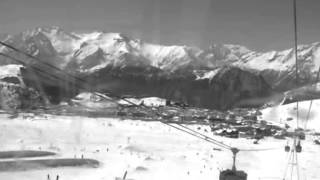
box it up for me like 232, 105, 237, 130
78, 66, 271, 109
0, 65, 43, 110
0, 82, 42, 110
207, 67, 271, 109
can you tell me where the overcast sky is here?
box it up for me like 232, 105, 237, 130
0, 0, 319, 51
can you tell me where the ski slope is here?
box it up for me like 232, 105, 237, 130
261, 99, 320, 131
0, 112, 319, 180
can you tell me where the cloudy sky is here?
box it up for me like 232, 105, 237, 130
0, 0, 319, 51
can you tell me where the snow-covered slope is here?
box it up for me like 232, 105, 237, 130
260, 99, 320, 131
0, 114, 319, 180
0, 64, 43, 109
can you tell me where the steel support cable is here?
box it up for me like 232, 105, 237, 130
0, 41, 90, 88
295, 150, 300, 180
0, 53, 84, 90
0, 52, 51, 105
288, 1, 302, 180
163, 122, 231, 150
283, 150, 293, 180
282, 148, 293, 180
283, 140, 298, 180
304, 66, 320, 129
175, 123, 232, 149
162, 122, 229, 174
1, 38, 284, 156
0, 5, 307, 180
290, 157, 294, 180
290, 145, 295, 180
1, 50, 282, 152
67, 82, 234, 152
293, 0, 300, 129
176, 123, 281, 152
102, 97, 227, 149
114, 99, 281, 152
283, 140, 302, 180
0, 53, 66, 84
238, 147, 281, 152
0, 47, 152, 111
0, 47, 155, 112
0, 41, 290, 180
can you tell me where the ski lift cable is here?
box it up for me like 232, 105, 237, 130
283, 141, 297, 180
176, 123, 281, 152
0, 41, 90, 88
283, 139, 302, 180
293, 0, 300, 129
238, 147, 281, 152
283, 152, 292, 179
0, 31, 293, 172
0, 52, 53, 103
0, 41, 284, 154
162, 122, 229, 173
0, 1, 308, 179
78, 91, 236, 150
290, 1, 303, 177
295, 150, 300, 180
290, 1, 302, 179
0, 47, 149, 110
0, 53, 64, 84
0, 29, 295, 180
0, 45, 232, 151
290, 145, 295, 180
304, 66, 320, 129
282, 148, 293, 179
175, 124, 232, 149
290, 161, 294, 180
0, 52, 27, 65
163, 123, 231, 150
0, 53, 80, 87
0, 52, 127, 108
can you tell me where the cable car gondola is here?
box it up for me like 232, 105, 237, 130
285, 145, 290, 152
295, 140, 302, 153
219, 148, 247, 180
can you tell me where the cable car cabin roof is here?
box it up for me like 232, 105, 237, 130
219, 169, 247, 180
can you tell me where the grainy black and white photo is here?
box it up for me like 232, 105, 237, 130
0, 0, 319, 179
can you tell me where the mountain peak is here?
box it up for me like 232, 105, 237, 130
2, 26, 320, 82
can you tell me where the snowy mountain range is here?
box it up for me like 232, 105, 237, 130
0, 26, 319, 109
1, 27, 319, 88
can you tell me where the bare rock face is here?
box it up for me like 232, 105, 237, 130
207, 67, 271, 109
0, 83, 42, 110
79, 66, 272, 110
0, 65, 43, 110
0, 60, 270, 110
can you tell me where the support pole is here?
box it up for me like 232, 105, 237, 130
231, 148, 239, 171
